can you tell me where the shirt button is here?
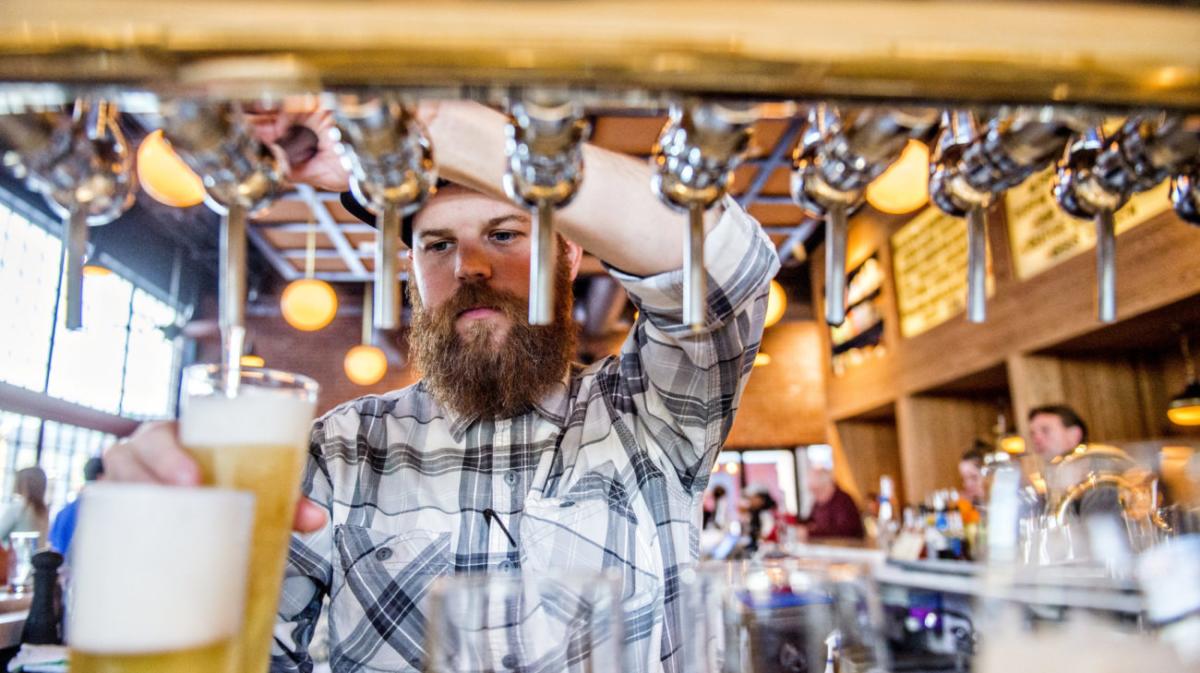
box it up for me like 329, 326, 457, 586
375, 548, 393, 562
498, 560, 515, 571
504, 471, 518, 486
501, 653, 520, 669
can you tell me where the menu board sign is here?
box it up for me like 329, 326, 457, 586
1005, 166, 1170, 281
891, 206, 993, 338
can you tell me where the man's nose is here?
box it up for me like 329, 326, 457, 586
455, 245, 492, 281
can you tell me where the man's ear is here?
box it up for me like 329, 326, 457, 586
564, 238, 584, 281
1067, 426, 1084, 447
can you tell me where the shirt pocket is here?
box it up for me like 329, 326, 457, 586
329, 524, 452, 672
519, 493, 663, 673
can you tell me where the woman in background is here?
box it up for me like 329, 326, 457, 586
0, 467, 50, 544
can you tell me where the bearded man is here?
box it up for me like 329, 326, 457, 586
104, 101, 779, 673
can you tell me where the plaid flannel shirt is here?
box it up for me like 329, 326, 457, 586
272, 198, 779, 672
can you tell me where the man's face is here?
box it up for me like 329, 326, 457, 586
808, 468, 835, 503
1028, 413, 1082, 459
406, 186, 582, 419
410, 187, 540, 348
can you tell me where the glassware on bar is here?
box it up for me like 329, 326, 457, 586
7, 531, 39, 593
425, 570, 623, 673
67, 483, 254, 673
179, 364, 319, 673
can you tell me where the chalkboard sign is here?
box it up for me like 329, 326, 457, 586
1005, 166, 1169, 281
891, 206, 993, 338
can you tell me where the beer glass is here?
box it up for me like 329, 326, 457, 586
67, 483, 254, 673
179, 364, 319, 673
426, 570, 623, 673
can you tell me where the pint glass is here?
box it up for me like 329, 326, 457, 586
68, 483, 254, 673
179, 364, 319, 673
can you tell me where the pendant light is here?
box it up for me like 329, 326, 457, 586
136, 129, 206, 208
280, 215, 338, 331
1169, 331, 1200, 426
344, 284, 387, 386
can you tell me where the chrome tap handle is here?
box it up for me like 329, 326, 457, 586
1109, 113, 1200, 193
961, 107, 1091, 194
653, 101, 755, 331
930, 110, 993, 323
792, 104, 939, 325
0, 99, 135, 330
330, 95, 436, 330
1054, 127, 1131, 323
502, 98, 589, 325
161, 100, 284, 370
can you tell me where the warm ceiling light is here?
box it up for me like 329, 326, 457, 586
136, 130, 206, 208
999, 433, 1026, 454
344, 344, 388, 386
725, 462, 740, 475
280, 278, 338, 332
82, 262, 112, 278
754, 352, 772, 367
1169, 381, 1200, 426
1169, 332, 1200, 426
239, 354, 265, 368
865, 140, 930, 215
764, 280, 787, 328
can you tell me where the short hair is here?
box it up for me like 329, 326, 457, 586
1028, 404, 1089, 444
711, 485, 726, 499
960, 439, 992, 466
84, 457, 105, 482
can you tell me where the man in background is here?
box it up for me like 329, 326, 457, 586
1028, 405, 1088, 460
799, 467, 864, 540
48, 457, 104, 556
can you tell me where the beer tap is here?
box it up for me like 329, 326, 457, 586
0, 99, 136, 331
653, 102, 755, 331
503, 97, 589, 325
930, 111, 993, 323
1053, 113, 1198, 321
159, 100, 286, 383
791, 105, 940, 326
330, 95, 436, 331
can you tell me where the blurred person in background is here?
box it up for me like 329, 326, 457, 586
0, 467, 49, 545
798, 467, 864, 540
702, 484, 729, 531
49, 457, 105, 556
959, 441, 989, 508
743, 485, 779, 551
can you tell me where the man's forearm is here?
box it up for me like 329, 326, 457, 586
427, 101, 719, 277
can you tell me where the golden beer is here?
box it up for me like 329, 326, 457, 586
180, 366, 319, 673
71, 638, 235, 673
68, 484, 254, 673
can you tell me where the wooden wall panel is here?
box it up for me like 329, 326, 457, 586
896, 395, 999, 503
728, 321, 827, 447
829, 417, 904, 508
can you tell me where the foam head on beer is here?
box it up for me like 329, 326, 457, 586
68, 483, 255, 655
179, 374, 315, 450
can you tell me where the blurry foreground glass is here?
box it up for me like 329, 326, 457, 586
7, 531, 39, 593
179, 364, 318, 673
426, 571, 623, 673
700, 559, 889, 673
67, 483, 254, 672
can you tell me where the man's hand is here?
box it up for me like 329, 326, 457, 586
247, 108, 351, 193
104, 421, 327, 533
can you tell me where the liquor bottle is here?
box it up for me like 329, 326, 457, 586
20, 550, 64, 645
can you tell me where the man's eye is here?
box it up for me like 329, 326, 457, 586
491, 231, 518, 243
427, 240, 452, 252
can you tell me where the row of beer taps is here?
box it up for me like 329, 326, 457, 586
0, 93, 1197, 372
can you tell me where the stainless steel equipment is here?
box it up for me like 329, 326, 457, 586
652, 101, 755, 331
330, 94, 436, 330
503, 96, 589, 325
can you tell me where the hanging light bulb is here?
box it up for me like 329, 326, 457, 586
1169, 331, 1200, 426
239, 354, 265, 368
344, 283, 387, 386
82, 256, 112, 278
281, 278, 338, 331
865, 140, 931, 215
280, 215, 338, 331
764, 279, 787, 328
136, 130, 205, 208
753, 352, 772, 367
994, 408, 1026, 454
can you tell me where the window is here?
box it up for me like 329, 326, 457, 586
0, 190, 183, 517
